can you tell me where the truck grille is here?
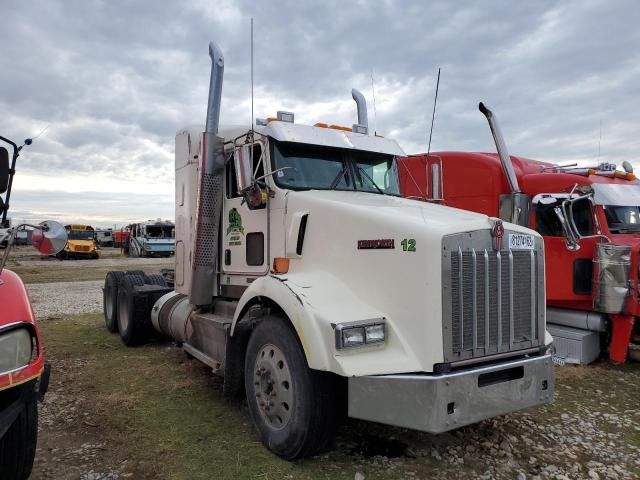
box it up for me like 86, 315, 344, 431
442, 231, 545, 363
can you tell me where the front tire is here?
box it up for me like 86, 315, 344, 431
0, 398, 37, 479
244, 315, 337, 459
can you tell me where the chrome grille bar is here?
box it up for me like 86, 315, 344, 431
497, 251, 502, 352
458, 246, 464, 352
508, 250, 514, 349
471, 249, 478, 353
530, 249, 536, 340
484, 249, 490, 351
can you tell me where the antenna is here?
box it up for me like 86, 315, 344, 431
426, 68, 441, 198
426, 67, 441, 157
250, 18, 254, 173
597, 119, 602, 160
370, 70, 377, 136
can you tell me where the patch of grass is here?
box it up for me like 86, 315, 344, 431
39, 314, 363, 480
10, 262, 171, 284
37, 315, 640, 479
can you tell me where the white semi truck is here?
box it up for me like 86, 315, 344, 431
102, 40, 554, 459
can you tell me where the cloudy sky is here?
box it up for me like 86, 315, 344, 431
2, 0, 639, 227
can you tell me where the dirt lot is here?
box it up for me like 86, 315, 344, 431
7, 252, 639, 479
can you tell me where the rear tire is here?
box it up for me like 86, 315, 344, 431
117, 274, 149, 346
244, 315, 337, 459
125, 270, 146, 278
144, 274, 168, 287
0, 398, 37, 480
103, 271, 125, 333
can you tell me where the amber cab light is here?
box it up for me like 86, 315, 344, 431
272, 257, 290, 274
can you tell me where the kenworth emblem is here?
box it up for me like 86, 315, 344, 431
489, 218, 504, 251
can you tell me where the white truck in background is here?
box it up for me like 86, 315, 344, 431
102, 39, 554, 459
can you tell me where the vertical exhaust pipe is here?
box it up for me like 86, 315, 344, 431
479, 102, 520, 193
190, 41, 226, 306
351, 88, 369, 135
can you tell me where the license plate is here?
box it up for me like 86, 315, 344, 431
508, 234, 535, 250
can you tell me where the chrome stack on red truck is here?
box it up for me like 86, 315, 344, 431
0, 135, 67, 478
399, 103, 640, 364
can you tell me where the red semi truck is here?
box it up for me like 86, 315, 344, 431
398, 103, 640, 364
0, 135, 67, 478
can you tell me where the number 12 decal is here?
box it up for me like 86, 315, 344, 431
401, 238, 416, 252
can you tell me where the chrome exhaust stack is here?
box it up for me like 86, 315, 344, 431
190, 41, 226, 306
479, 102, 520, 192
351, 88, 369, 135
479, 102, 530, 226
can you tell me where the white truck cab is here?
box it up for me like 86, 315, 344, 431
104, 40, 554, 460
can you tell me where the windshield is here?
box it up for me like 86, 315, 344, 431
593, 183, 640, 206
270, 140, 400, 195
591, 184, 640, 233
145, 225, 174, 238
67, 230, 94, 241
603, 205, 640, 233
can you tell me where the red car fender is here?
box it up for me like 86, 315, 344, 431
0, 269, 44, 391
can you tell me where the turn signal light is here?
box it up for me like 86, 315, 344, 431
329, 124, 352, 132
272, 257, 290, 274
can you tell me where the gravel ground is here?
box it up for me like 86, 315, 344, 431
27, 280, 104, 319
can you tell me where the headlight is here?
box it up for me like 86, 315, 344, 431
0, 328, 35, 373
335, 319, 386, 349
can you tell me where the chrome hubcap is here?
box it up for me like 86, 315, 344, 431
253, 344, 293, 430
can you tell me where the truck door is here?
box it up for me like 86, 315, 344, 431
222, 140, 269, 282
533, 194, 598, 303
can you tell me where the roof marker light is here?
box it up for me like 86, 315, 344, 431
277, 111, 295, 123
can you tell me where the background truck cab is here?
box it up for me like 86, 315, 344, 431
398, 103, 640, 364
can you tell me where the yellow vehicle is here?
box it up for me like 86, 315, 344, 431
58, 224, 99, 259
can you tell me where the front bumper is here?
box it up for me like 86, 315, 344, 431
348, 354, 553, 433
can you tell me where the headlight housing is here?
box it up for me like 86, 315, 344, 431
0, 328, 36, 373
335, 319, 386, 349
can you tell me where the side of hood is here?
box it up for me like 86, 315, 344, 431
287, 190, 540, 238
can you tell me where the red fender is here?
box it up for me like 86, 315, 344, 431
0, 269, 44, 391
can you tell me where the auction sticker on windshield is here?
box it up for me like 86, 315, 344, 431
509, 234, 535, 250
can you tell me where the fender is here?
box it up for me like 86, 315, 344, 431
0, 269, 35, 324
0, 269, 44, 391
230, 272, 419, 376
231, 274, 332, 371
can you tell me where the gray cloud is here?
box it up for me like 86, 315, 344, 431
1, 0, 639, 225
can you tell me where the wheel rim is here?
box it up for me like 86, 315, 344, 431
253, 343, 293, 430
118, 294, 129, 332
105, 286, 113, 319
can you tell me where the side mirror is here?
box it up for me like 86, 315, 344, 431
31, 220, 68, 255
554, 193, 602, 251
554, 206, 580, 251
0, 147, 9, 194
234, 144, 254, 192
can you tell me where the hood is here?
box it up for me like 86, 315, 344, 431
66, 240, 96, 251
280, 189, 542, 374
67, 240, 95, 246
286, 190, 537, 237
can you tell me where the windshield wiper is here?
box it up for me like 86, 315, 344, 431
329, 166, 349, 189
355, 165, 384, 195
